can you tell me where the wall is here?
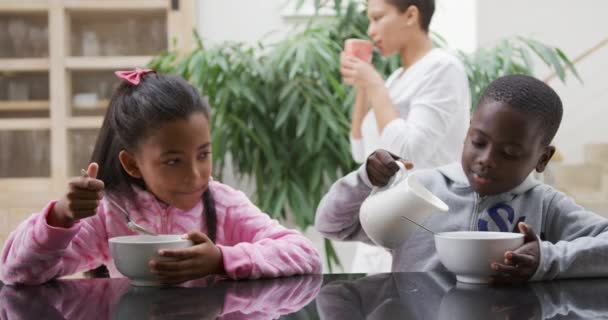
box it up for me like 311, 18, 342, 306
197, 0, 478, 50
432, 0, 477, 53
477, 0, 608, 164
197, 0, 287, 46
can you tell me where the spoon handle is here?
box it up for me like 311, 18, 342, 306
105, 196, 132, 223
80, 169, 130, 221
401, 216, 436, 235
105, 194, 158, 236
81, 169, 157, 236
127, 221, 157, 236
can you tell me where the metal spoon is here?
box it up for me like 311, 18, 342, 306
81, 169, 157, 236
105, 196, 158, 236
401, 216, 436, 235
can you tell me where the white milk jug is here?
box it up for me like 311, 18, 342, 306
359, 161, 449, 248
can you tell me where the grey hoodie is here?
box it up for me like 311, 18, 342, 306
315, 162, 608, 280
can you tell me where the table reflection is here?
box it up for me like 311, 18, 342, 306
317, 272, 453, 319
316, 273, 608, 320
0, 275, 322, 320
2, 273, 608, 319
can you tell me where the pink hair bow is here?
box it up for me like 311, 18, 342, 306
114, 67, 154, 85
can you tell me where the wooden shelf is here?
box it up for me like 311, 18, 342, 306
0, 178, 52, 192
65, 56, 153, 70
0, 178, 58, 208
95, 99, 110, 108
0, 59, 50, 72
0, 0, 195, 218
67, 116, 104, 129
0, 100, 49, 111
64, 0, 168, 11
0, 118, 51, 130
0, 1, 48, 12
72, 99, 109, 110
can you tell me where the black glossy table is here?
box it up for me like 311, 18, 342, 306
1, 273, 607, 319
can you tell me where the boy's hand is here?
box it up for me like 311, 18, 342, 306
151, 231, 225, 285
366, 149, 414, 187
49, 163, 105, 228
490, 222, 540, 285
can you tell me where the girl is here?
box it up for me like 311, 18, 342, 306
1, 68, 321, 285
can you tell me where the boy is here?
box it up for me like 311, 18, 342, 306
316, 74, 608, 283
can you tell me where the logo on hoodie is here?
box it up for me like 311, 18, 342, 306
478, 203, 522, 232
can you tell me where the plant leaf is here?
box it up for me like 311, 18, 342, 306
556, 48, 583, 83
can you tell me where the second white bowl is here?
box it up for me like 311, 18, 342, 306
434, 231, 524, 283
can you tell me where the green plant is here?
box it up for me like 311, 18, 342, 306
149, 0, 579, 271
459, 37, 580, 109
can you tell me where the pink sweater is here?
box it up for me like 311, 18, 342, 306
1, 181, 321, 285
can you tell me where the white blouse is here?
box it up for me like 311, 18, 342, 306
350, 48, 471, 169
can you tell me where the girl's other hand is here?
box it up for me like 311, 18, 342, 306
340, 53, 384, 89
366, 149, 414, 187
49, 162, 105, 228
151, 231, 225, 284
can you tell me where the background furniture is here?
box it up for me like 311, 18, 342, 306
0, 0, 196, 259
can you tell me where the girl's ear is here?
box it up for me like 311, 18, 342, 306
119, 150, 142, 178
535, 145, 556, 173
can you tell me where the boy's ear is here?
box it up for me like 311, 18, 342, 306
118, 150, 142, 178
535, 145, 556, 173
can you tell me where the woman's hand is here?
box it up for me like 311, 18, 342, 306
490, 223, 540, 285
366, 150, 414, 187
150, 231, 225, 285
49, 162, 105, 228
340, 53, 384, 90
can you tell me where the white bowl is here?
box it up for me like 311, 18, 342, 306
434, 231, 524, 284
109, 235, 192, 286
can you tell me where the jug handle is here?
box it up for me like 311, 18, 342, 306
371, 161, 408, 195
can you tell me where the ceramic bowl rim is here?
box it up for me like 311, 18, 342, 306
434, 231, 524, 241
109, 234, 188, 244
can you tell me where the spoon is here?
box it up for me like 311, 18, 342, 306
81, 169, 157, 236
401, 216, 436, 235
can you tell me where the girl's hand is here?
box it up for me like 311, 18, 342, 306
151, 231, 225, 285
49, 163, 105, 228
490, 222, 541, 285
340, 53, 384, 90
366, 149, 414, 187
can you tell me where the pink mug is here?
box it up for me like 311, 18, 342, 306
344, 39, 373, 63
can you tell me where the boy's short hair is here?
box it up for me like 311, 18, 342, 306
478, 74, 563, 145
388, 0, 435, 32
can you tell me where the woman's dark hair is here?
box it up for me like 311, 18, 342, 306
90, 72, 217, 242
387, 0, 435, 32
